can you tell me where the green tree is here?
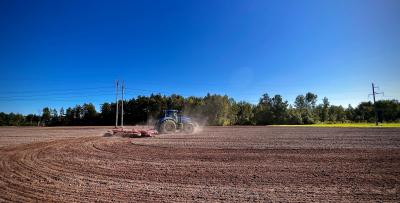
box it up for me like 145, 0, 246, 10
294, 94, 315, 124
375, 100, 400, 122
59, 107, 65, 117
65, 107, 74, 125
25, 114, 35, 125
321, 97, 329, 122
286, 106, 303, 124
234, 101, 254, 125
167, 94, 184, 110
82, 103, 97, 125
0, 112, 7, 126
354, 102, 374, 122
183, 96, 204, 118
75, 105, 83, 120
345, 104, 354, 121
42, 107, 51, 125
270, 95, 288, 124
100, 102, 113, 125
305, 92, 318, 109
254, 93, 273, 125
203, 94, 233, 125
328, 105, 346, 123
9, 113, 25, 126
294, 95, 306, 109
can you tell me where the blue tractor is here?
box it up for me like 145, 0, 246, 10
155, 110, 197, 134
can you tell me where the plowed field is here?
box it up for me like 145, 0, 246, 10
1, 126, 399, 202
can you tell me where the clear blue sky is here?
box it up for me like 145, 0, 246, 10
0, 0, 399, 115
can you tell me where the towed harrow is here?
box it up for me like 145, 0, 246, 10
109, 128, 158, 138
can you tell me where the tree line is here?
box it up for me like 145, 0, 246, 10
1, 92, 399, 126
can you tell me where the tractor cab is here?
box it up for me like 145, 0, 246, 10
164, 110, 179, 121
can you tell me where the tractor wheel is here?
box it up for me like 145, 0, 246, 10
183, 123, 194, 133
160, 120, 176, 134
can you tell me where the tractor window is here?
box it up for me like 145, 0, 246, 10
165, 111, 177, 119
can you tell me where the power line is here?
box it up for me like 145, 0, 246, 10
0, 98, 111, 102
0, 93, 115, 101
0, 80, 372, 100
369, 83, 384, 126
0, 86, 113, 95
1, 80, 397, 112
0, 92, 115, 99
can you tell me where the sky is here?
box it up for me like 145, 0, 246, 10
0, 0, 399, 115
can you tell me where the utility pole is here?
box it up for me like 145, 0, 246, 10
121, 80, 124, 128
115, 80, 119, 128
370, 83, 384, 126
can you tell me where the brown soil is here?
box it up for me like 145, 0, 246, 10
0, 126, 399, 202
